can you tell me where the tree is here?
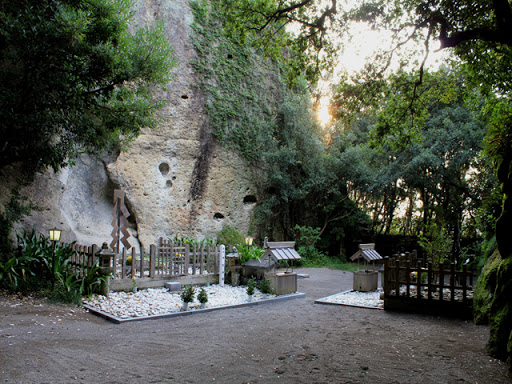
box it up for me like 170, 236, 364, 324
0, 0, 176, 174
212, 0, 339, 85
207, 0, 512, 367
344, 0, 512, 370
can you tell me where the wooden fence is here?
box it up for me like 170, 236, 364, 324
62, 238, 221, 290
383, 251, 475, 318
67, 243, 99, 278
112, 238, 220, 279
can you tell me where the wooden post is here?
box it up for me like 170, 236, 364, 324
450, 263, 455, 302
383, 257, 389, 296
185, 243, 190, 276
219, 245, 225, 287
199, 244, 205, 275
91, 244, 98, 268
427, 262, 433, 300
170, 241, 175, 276
139, 248, 144, 278
395, 259, 400, 297
149, 244, 156, 278
416, 261, 422, 300
207, 245, 211, 274
462, 264, 468, 303
131, 247, 136, 277
121, 248, 127, 279
439, 262, 445, 301
405, 260, 411, 297
113, 251, 118, 279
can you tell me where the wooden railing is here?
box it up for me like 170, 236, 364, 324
382, 251, 475, 318
63, 239, 220, 281
67, 243, 99, 277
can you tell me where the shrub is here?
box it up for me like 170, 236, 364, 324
247, 277, 256, 296
180, 285, 195, 303
418, 223, 453, 265
236, 244, 264, 264
294, 225, 329, 266
197, 287, 208, 304
216, 226, 245, 247
258, 278, 272, 294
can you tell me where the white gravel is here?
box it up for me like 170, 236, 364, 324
83, 285, 274, 319
318, 290, 384, 309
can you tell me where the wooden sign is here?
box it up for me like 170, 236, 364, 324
111, 189, 131, 250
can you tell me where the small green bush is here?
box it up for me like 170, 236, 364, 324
180, 285, 195, 303
216, 226, 245, 247
258, 278, 272, 294
197, 287, 208, 304
247, 277, 256, 296
236, 244, 264, 264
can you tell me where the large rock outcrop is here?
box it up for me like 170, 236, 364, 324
5, 0, 259, 250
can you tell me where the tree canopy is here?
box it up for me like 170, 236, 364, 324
218, 0, 512, 371
0, 0, 176, 173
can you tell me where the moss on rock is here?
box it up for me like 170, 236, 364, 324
486, 256, 512, 374
473, 249, 502, 325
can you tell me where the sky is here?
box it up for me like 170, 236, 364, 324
315, 19, 451, 126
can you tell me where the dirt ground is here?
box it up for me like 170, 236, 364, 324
1, 268, 510, 384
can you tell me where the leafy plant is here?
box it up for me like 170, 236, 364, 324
16, 226, 48, 278
180, 285, 195, 303
0, 188, 35, 259
47, 285, 82, 306
294, 225, 329, 266
236, 244, 264, 264
247, 277, 256, 296
46, 243, 76, 290
0, 0, 177, 174
216, 226, 245, 247
197, 287, 208, 304
258, 278, 272, 294
0, 256, 33, 288
170, 235, 217, 248
78, 259, 110, 297
418, 223, 453, 265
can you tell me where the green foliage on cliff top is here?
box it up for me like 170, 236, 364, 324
191, 0, 283, 164
0, 0, 177, 173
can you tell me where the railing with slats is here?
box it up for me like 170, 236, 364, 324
382, 252, 475, 318
62, 238, 220, 281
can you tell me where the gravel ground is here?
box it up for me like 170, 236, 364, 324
1, 267, 510, 384
83, 284, 383, 319
83, 285, 276, 319
317, 289, 384, 309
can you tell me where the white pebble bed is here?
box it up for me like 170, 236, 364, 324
319, 290, 384, 309
83, 285, 274, 319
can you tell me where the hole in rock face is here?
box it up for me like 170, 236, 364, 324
166, 180, 173, 188
243, 195, 257, 204
213, 212, 225, 220
159, 162, 170, 176
181, 95, 189, 99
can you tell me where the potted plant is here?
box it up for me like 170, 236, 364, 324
197, 287, 208, 309
180, 285, 195, 311
247, 277, 256, 302
258, 278, 272, 298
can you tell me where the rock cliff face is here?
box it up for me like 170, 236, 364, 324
8, 0, 258, 250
